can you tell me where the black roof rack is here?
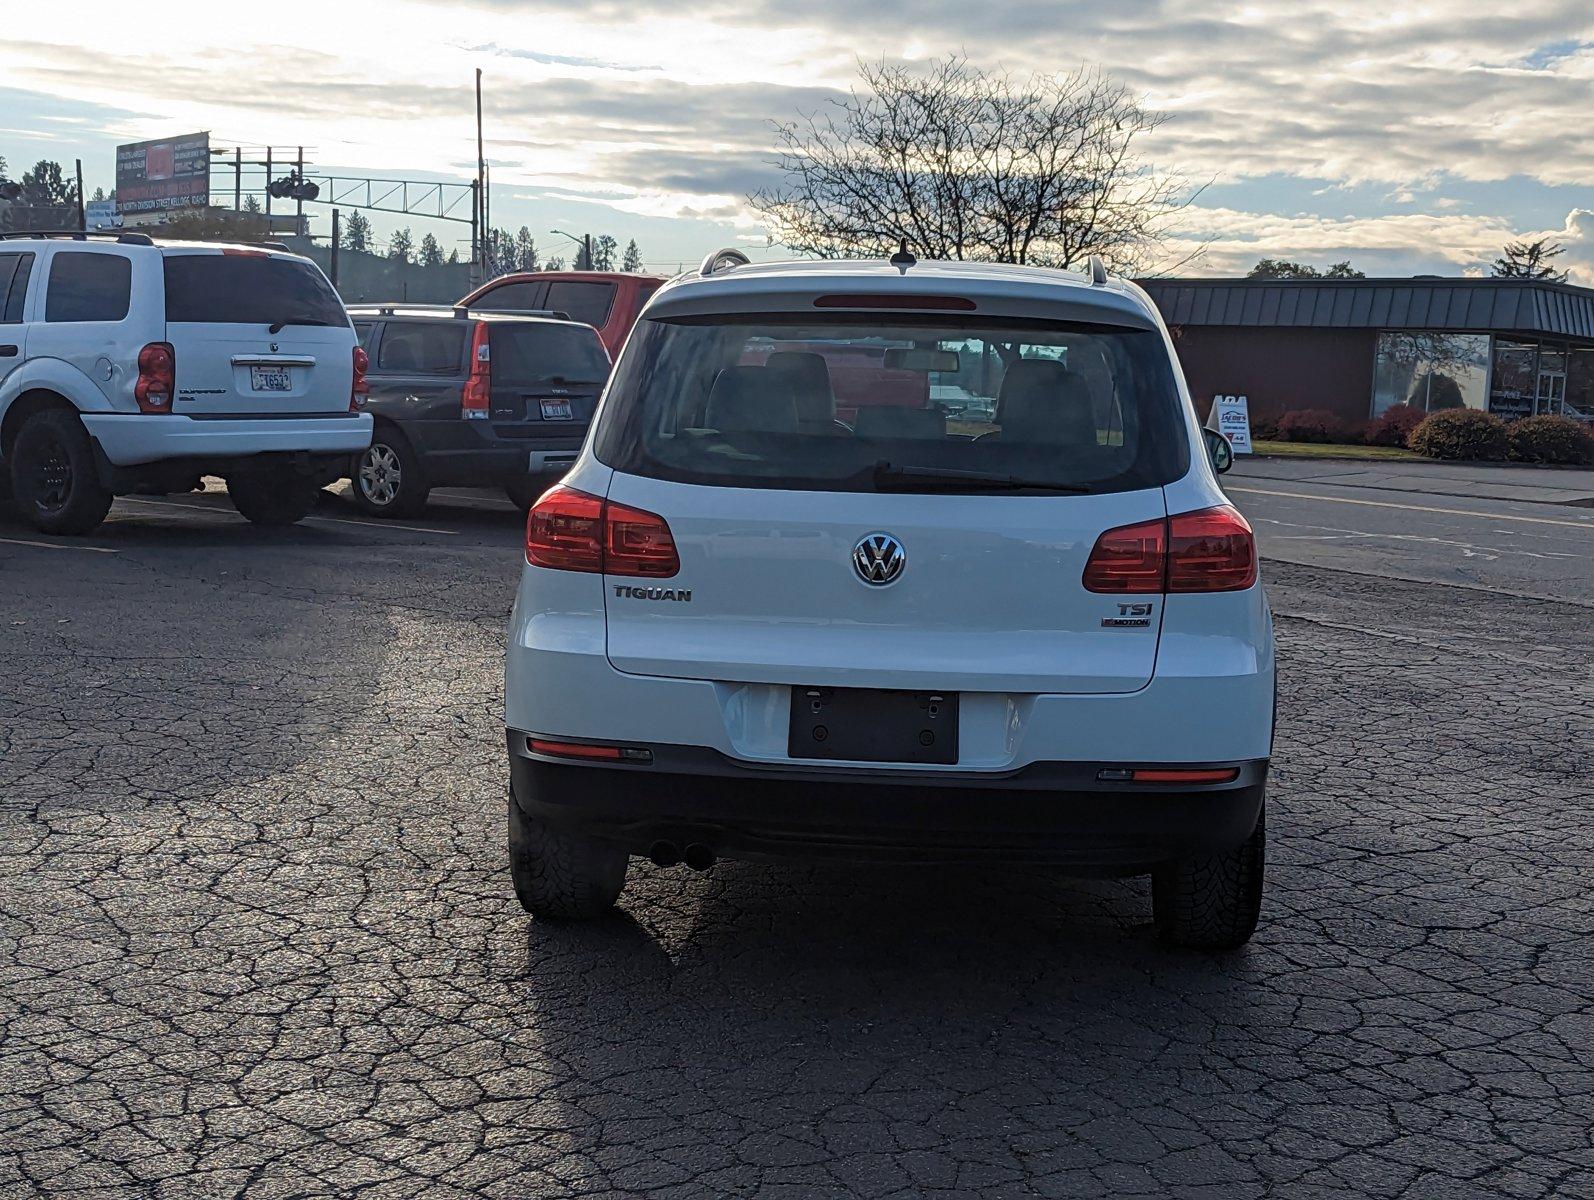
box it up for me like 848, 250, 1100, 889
0, 229, 154, 246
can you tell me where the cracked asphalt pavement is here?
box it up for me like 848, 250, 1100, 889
2, 486, 1591, 1198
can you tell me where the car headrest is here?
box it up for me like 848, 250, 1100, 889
381, 339, 419, 371
764, 351, 836, 427
996, 360, 1098, 446
704, 366, 798, 434
853, 405, 946, 439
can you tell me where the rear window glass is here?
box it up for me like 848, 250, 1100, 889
46, 252, 131, 323
377, 322, 465, 373
594, 315, 1188, 494
163, 254, 346, 327
476, 281, 545, 312
545, 281, 616, 328
490, 323, 611, 387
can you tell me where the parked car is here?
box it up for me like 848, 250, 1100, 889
502, 249, 1275, 950
458, 270, 664, 358
0, 231, 369, 534
345, 305, 611, 515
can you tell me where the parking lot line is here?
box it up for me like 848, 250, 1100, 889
116, 496, 460, 536
1226, 485, 1594, 530
0, 535, 118, 554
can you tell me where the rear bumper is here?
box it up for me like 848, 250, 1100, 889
401, 421, 585, 484
83, 412, 372, 467
507, 733, 1267, 869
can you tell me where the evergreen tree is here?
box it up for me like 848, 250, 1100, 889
418, 232, 444, 267
592, 234, 618, 271
19, 160, 73, 207
90, 186, 106, 202
622, 239, 642, 272
544, 255, 566, 271
1491, 239, 1568, 281
342, 211, 373, 252
447, 248, 460, 265
242, 194, 262, 214
514, 226, 539, 271
388, 226, 414, 263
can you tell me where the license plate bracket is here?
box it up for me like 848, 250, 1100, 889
539, 399, 574, 420
250, 365, 292, 392
788, 687, 958, 765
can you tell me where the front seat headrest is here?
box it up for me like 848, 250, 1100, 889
764, 352, 837, 429
704, 366, 798, 434
996, 360, 1098, 446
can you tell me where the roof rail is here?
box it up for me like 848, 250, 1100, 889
1086, 254, 1107, 286
0, 229, 155, 246
699, 246, 750, 277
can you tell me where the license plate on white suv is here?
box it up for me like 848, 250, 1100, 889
250, 366, 292, 392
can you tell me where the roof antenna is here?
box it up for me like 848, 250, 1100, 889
889, 238, 917, 273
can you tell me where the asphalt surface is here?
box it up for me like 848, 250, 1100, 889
2, 484, 1592, 1199
1223, 466, 1594, 603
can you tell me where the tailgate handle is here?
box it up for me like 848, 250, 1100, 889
231, 354, 316, 367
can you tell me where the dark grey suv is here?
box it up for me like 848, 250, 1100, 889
344, 305, 611, 516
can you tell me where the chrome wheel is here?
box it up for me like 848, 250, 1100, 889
357, 443, 402, 507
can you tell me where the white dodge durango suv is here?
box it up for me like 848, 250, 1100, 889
0, 231, 371, 534
503, 249, 1275, 949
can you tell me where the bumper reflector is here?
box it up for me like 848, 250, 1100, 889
1118, 767, 1240, 784
527, 738, 652, 764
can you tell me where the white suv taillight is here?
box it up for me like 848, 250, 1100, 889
350, 345, 369, 411
134, 342, 175, 413
461, 321, 490, 419
1082, 505, 1256, 594
526, 485, 679, 577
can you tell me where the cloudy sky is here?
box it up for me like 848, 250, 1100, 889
2, 0, 1591, 279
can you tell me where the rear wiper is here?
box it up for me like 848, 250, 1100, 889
266, 315, 329, 333
871, 462, 1092, 494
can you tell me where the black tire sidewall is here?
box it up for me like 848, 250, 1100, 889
11, 409, 113, 535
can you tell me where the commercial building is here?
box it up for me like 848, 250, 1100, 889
1139, 276, 1594, 427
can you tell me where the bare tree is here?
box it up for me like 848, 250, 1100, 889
750, 55, 1196, 272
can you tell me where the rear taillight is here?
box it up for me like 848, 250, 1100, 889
350, 346, 369, 411
1166, 506, 1257, 592
350, 344, 368, 411
525, 485, 679, 577
462, 321, 490, 419
1082, 505, 1256, 594
1080, 516, 1165, 593
134, 342, 175, 413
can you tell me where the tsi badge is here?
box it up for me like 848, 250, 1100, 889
1102, 602, 1154, 628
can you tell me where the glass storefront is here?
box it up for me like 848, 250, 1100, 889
1371, 332, 1490, 417
1371, 333, 1594, 421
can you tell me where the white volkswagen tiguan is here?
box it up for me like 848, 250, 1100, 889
504, 250, 1275, 949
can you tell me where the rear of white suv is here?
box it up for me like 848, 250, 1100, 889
503, 255, 1275, 949
0, 234, 369, 534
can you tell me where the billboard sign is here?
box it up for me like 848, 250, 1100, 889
116, 133, 210, 215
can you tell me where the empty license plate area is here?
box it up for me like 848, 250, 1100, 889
788, 687, 958, 765
250, 365, 292, 392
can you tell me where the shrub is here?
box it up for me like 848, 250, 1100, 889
1506, 414, 1593, 465
1408, 408, 1507, 460
1275, 408, 1348, 444
1364, 404, 1426, 448
1248, 412, 1280, 441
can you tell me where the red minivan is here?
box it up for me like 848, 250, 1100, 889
459, 271, 665, 358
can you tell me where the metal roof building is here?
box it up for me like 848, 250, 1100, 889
1137, 277, 1594, 427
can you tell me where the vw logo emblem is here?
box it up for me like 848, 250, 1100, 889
853, 532, 906, 586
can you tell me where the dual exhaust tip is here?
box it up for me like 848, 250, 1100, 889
649, 840, 715, 871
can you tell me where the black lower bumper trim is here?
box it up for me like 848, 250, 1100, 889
506, 734, 1267, 870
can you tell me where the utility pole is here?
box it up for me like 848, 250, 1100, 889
74, 158, 86, 231
475, 68, 485, 272
584, 234, 592, 271
265, 147, 273, 218
295, 146, 304, 235
469, 180, 480, 285
234, 147, 242, 211
330, 209, 341, 288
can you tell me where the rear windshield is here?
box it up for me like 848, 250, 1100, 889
593, 315, 1188, 493
490, 323, 611, 387
163, 254, 347, 327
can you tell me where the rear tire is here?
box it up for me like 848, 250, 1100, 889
507, 795, 628, 919
227, 467, 318, 526
1152, 801, 1265, 950
504, 476, 551, 511
10, 408, 114, 535
349, 428, 429, 517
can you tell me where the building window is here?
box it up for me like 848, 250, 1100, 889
1371, 332, 1491, 417
1565, 348, 1594, 422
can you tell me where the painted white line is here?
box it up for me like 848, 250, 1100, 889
1227, 486, 1594, 530
0, 535, 117, 554
116, 496, 459, 536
